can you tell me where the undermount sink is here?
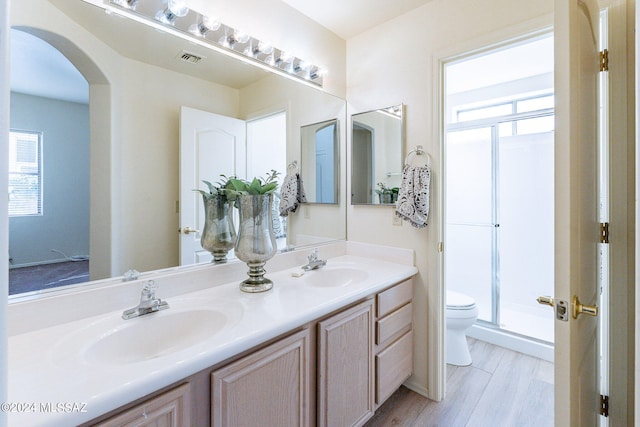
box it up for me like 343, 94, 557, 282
301, 266, 369, 287
51, 300, 243, 367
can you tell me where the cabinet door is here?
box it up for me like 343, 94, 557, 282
211, 329, 311, 427
94, 383, 191, 427
317, 299, 374, 427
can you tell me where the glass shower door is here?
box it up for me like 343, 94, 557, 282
445, 126, 497, 323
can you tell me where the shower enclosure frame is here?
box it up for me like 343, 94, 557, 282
445, 105, 554, 335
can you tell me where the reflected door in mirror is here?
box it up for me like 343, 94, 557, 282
179, 107, 246, 266
301, 119, 339, 204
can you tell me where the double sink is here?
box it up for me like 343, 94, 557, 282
53, 263, 370, 366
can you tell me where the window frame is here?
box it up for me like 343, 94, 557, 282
8, 129, 43, 217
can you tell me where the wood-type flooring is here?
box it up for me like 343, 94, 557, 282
365, 338, 554, 427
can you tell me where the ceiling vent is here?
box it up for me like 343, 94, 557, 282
177, 50, 205, 64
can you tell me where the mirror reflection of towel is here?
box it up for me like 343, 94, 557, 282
395, 165, 430, 228
279, 173, 307, 217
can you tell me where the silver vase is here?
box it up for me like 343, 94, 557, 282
201, 194, 236, 264
235, 193, 277, 292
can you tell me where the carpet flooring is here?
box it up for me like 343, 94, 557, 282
9, 260, 90, 295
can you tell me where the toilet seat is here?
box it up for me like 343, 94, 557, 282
446, 290, 476, 310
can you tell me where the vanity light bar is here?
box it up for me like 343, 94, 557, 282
105, 0, 325, 87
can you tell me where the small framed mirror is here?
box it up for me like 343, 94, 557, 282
300, 119, 340, 204
351, 104, 404, 205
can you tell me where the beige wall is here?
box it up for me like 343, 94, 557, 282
346, 0, 554, 399
12, 0, 347, 278
239, 75, 347, 246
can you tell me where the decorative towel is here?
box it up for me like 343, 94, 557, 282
395, 164, 431, 228
279, 173, 307, 216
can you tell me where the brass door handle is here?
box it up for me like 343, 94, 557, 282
536, 296, 554, 307
572, 295, 598, 319
180, 226, 200, 235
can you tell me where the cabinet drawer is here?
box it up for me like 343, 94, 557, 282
376, 302, 412, 349
375, 330, 413, 406
377, 280, 413, 318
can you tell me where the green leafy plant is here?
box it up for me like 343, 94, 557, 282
195, 175, 237, 201
374, 182, 392, 196
227, 170, 281, 195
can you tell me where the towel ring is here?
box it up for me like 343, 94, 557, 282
287, 160, 299, 174
404, 145, 432, 167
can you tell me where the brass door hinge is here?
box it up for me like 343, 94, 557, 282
600, 394, 609, 417
600, 49, 609, 72
600, 222, 609, 244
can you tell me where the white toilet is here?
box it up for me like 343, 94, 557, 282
446, 290, 479, 366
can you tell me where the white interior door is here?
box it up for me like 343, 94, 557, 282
179, 106, 246, 266
554, 0, 601, 424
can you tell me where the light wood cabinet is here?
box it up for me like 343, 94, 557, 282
317, 299, 374, 427
211, 328, 311, 427
87, 278, 415, 427
94, 383, 191, 427
375, 279, 414, 407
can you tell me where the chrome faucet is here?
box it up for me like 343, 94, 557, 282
122, 280, 169, 320
302, 249, 327, 271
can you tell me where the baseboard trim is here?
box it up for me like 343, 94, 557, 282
402, 378, 430, 399
9, 258, 70, 269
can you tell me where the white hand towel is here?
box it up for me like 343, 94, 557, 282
279, 173, 307, 217
395, 164, 431, 228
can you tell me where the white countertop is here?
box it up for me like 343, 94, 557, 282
8, 251, 417, 427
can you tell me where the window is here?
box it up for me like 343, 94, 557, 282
9, 130, 42, 216
454, 94, 554, 125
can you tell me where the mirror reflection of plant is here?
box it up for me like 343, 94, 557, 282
375, 182, 393, 195
228, 170, 281, 195
195, 175, 238, 202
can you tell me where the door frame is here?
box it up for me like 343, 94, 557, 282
595, 0, 634, 424
434, 16, 555, 401
433, 3, 633, 423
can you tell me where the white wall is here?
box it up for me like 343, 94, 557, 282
9, 92, 90, 266
0, 0, 9, 419
346, 0, 553, 400
189, 0, 347, 98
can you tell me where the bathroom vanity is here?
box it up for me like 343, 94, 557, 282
8, 243, 417, 427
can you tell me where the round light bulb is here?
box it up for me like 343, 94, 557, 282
202, 16, 221, 31
233, 30, 250, 44
279, 51, 294, 64
168, 0, 189, 17
258, 41, 273, 55
112, 0, 139, 10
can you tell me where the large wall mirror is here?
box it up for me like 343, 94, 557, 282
8, 0, 346, 298
300, 119, 339, 204
351, 104, 404, 205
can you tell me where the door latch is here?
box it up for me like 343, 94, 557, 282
536, 296, 569, 322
